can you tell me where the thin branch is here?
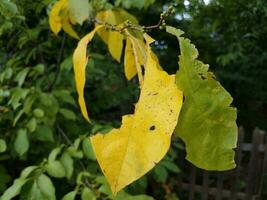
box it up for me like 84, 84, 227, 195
46, 33, 66, 91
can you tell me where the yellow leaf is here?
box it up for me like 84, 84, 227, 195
124, 38, 137, 80
108, 31, 124, 62
49, 0, 67, 35
72, 26, 104, 122
90, 47, 183, 194
95, 9, 139, 62
61, 9, 79, 39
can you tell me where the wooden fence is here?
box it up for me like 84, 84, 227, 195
177, 127, 267, 200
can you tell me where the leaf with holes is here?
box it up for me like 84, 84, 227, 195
167, 26, 237, 171
90, 46, 183, 194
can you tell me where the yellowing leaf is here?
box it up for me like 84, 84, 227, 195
49, 0, 67, 35
48, 0, 79, 39
90, 47, 183, 194
95, 9, 139, 62
73, 26, 104, 122
108, 31, 124, 62
124, 38, 137, 80
61, 9, 79, 39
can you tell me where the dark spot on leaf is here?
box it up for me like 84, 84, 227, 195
149, 125, 156, 131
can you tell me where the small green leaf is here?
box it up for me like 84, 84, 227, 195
26, 118, 37, 133
160, 160, 180, 173
45, 161, 66, 178
68, 0, 90, 25
34, 125, 54, 142
15, 68, 30, 87
153, 165, 168, 183
67, 146, 83, 159
82, 139, 96, 160
37, 174, 56, 200
62, 191, 77, 200
33, 108, 44, 118
81, 187, 96, 200
20, 166, 38, 179
60, 152, 73, 179
14, 129, 29, 156
0, 139, 7, 153
0, 178, 28, 200
59, 108, 76, 120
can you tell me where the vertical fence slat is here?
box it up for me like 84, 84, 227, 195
189, 165, 196, 200
231, 127, 245, 200
202, 170, 210, 200
216, 172, 224, 200
246, 128, 262, 200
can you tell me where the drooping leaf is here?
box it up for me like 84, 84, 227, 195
68, 0, 90, 25
14, 129, 29, 156
45, 160, 66, 178
108, 31, 124, 62
124, 38, 137, 80
37, 174, 56, 200
0, 178, 28, 200
167, 26, 237, 171
60, 152, 74, 179
72, 25, 104, 122
49, 0, 67, 35
0, 139, 7, 153
49, 0, 79, 39
90, 46, 183, 194
61, 8, 79, 39
95, 9, 139, 62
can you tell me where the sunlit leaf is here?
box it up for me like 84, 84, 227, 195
167, 26, 237, 171
96, 9, 139, 62
49, 0, 67, 35
124, 38, 137, 80
90, 46, 183, 194
72, 25, 104, 122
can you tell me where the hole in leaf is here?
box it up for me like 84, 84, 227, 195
149, 125, 156, 131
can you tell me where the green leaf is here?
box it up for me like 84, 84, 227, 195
81, 187, 96, 200
62, 191, 77, 200
160, 160, 180, 173
14, 129, 29, 156
15, 68, 30, 87
114, 190, 154, 200
67, 146, 83, 159
59, 108, 76, 120
8, 88, 29, 110
33, 108, 44, 118
45, 161, 66, 178
68, 0, 90, 25
153, 165, 167, 183
82, 138, 96, 160
26, 118, 37, 133
60, 152, 73, 179
0, 178, 28, 200
37, 174, 56, 200
20, 166, 38, 179
34, 125, 54, 142
0, 139, 7, 153
167, 26, 237, 171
